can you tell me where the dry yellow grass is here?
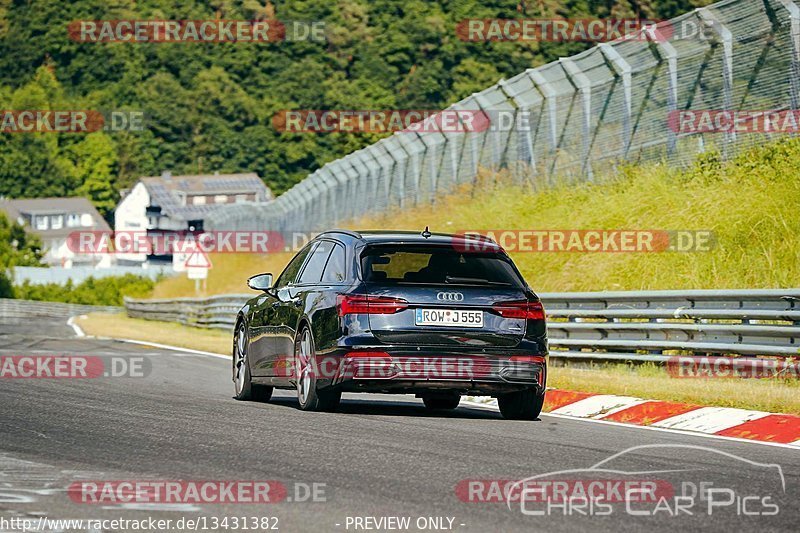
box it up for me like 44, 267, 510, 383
150, 252, 295, 299
76, 312, 232, 355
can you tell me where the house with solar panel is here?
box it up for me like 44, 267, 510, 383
114, 171, 272, 267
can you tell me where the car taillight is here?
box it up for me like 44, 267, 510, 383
491, 300, 545, 320
337, 294, 408, 316
509, 355, 546, 364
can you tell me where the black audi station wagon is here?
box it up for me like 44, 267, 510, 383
233, 230, 548, 420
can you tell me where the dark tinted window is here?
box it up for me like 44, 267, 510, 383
360, 245, 523, 287
298, 240, 334, 284
276, 244, 313, 287
321, 243, 347, 282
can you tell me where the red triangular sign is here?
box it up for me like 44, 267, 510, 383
184, 251, 212, 268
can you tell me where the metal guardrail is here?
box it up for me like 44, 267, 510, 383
124, 294, 251, 330
0, 298, 122, 319
124, 289, 800, 364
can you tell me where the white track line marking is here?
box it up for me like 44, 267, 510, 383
66, 316, 86, 337
116, 339, 230, 360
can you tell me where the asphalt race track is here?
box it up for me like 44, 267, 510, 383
1, 318, 798, 532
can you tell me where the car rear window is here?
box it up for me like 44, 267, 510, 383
360, 245, 523, 287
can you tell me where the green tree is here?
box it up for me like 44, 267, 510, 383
73, 132, 118, 216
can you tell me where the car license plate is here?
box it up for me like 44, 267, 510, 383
415, 308, 483, 328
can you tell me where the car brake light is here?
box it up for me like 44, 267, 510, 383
509, 355, 546, 364
346, 351, 392, 358
337, 294, 408, 316
492, 300, 545, 320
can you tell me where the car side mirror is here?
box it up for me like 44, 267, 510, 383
247, 273, 273, 292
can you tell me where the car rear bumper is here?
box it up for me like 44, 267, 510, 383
316, 347, 547, 396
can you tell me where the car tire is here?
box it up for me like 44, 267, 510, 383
497, 389, 545, 420
422, 393, 460, 410
233, 322, 274, 402
295, 326, 341, 412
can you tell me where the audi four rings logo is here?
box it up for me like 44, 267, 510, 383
437, 292, 464, 302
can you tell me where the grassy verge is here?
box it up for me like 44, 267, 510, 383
150, 252, 295, 299
76, 313, 800, 414
76, 312, 232, 355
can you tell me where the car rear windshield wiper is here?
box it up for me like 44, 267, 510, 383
444, 275, 511, 286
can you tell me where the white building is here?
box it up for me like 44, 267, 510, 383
114, 171, 272, 266
0, 197, 112, 268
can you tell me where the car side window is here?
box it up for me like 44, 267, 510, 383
276, 244, 314, 288
298, 240, 334, 284
321, 243, 347, 283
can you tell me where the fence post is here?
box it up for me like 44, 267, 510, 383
338, 157, 361, 220
646, 26, 679, 156
778, 0, 800, 111
317, 167, 337, 227
527, 69, 558, 154
599, 43, 633, 158
559, 58, 594, 180
305, 170, 328, 230
291, 181, 309, 232
472, 91, 498, 175
356, 149, 380, 214
498, 78, 536, 181
348, 149, 371, 219
395, 131, 425, 207
697, 7, 735, 149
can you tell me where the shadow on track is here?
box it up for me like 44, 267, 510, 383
244, 394, 540, 421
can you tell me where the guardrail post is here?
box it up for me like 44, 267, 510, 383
697, 8, 735, 149
559, 58, 594, 180
599, 43, 633, 158
646, 26, 679, 156
778, 0, 800, 111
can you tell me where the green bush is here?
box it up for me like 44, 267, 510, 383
14, 274, 155, 306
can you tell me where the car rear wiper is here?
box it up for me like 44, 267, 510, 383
444, 275, 511, 286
